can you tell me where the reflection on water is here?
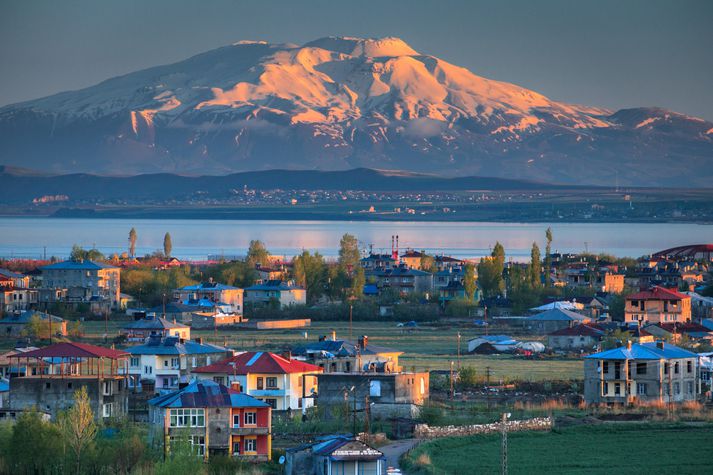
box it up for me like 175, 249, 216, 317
1, 218, 711, 261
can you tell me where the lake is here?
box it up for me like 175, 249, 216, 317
1, 218, 712, 261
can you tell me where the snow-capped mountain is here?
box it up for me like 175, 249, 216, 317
0, 37, 711, 186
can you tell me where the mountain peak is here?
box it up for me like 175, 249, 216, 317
303, 36, 419, 57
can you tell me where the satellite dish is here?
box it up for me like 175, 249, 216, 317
279, 455, 286, 465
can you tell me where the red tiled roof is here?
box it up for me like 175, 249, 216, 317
627, 286, 689, 301
549, 325, 605, 337
193, 351, 322, 375
11, 342, 128, 359
655, 323, 712, 334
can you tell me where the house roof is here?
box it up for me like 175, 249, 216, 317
627, 286, 690, 301
40, 260, 118, 271
179, 282, 239, 291
149, 380, 269, 409
192, 351, 322, 375
369, 267, 432, 277
468, 335, 516, 344
651, 323, 713, 335
0, 269, 26, 279
549, 325, 605, 337
528, 308, 591, 322
128, 337, 230, 356
0, 310, 64, 324
293, 339, 402, 358
245, 280, 303, 291
312, 437, 383, 460
147, 302, 204, 314
585, 342, 697, 360
12, 342, 128, 359
529, 301, 583, 312
123, 317, 189, 331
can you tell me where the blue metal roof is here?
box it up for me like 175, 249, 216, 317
245, 280, 303, 291
149, 380, 269, 409
585, 342, 697, 360
128, 337, 230, 356
180, 282, 239, 291
528, 308, 590, 322
41, 260, 118, 270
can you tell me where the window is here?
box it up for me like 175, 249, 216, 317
664, 363, 669, 375
67, 382, 73, 389
244, 438, 256, 453
144, 365, 152, 375
674, 362, 680, 374
637, 383, 647, 395
673, 382, 680, 395
256, 377, 264, 390
370, 380, 382, 397
687, 381, 694, 394
233, 414, 240, 428
130, 357, 140, 367
265, 398, 277, 409
266, 377, 278, 389
171, 357, 179, 368
164, 360, 169, 367
103, 381, 112, 396
636, 363, 647, 375
244, 412, 256, 425
214, 376, 225, 385
602, 362, 609, 374
45, 382, 51, 389
102, 403, 113, 418
232, 441, 241, 455
169, 408, 205, 427
687, 361, 693, 373
191, 436, 205, 456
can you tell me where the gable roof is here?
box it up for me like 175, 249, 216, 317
0, 310, 64, 324
192, 351, 322, 375
627, 286, 690, 301
13, 341, 128, 359
585, 342, 697, 360
128, 337, 230, 356
123, 317, 188, 331
312, 437, 383, 460
245, 280, 303, 291
40, 260, 118, 271
528, 308, 591, 322
0, 269, 26, 279
179, 282, 239, 291
149, 380, 269, 409
650, 322, 713, 335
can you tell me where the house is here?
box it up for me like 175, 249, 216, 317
122, 315, 191, 341
244, 280, 306, 308
174, 279, 244, 314
147, 302, 204, 324
525, 308, 593, 334
190, 310, 247, 329
583, 341, 699, 404
0, 310, 67, 338
366, 266, 434, 295
0, 346, 38, 378
192, 351, 322, 412
127, 336, 233, 391
643, 322, 713, 343
400, 250, 427, 270
0, 269, 30, 289
685, 292, 713, 320
40, 259, 121, 311
317, 371, 429, 418
8, 341, 129, 420
360, 254, 397, 271
563, 265, 624, 293
433, 255, 465, 271
0, 285, 39, 314
286, 435, 385, 475
581, 295, 612, 320
698, 352, 712, 398
467, 335, 521, 354
547, 325, 605, 352
255, 264, 286, 282
149, 380, 271, 461
625, 287, 692, 325
293, 334, 402, 374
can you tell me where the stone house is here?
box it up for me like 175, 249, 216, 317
547, 325, 604, 352
286, 435, 384, 475
625, 286, 692, 325
40, 260, 121, 311
174, 280, 244, 314
292, 334, 402, 374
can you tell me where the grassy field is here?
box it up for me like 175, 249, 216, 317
402, 423, 713, 474
5, 319, 583, 381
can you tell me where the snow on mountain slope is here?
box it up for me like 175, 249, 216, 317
0, 37, 711, 186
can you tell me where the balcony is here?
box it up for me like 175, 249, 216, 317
250, 389, 285, 397
231, 426, 270, 436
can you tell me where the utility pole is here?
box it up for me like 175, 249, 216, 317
501, 412, 510, 475
450, 361, 455, 399
486, 366, 492, 411
353, 388, 357, 435
349, 304, 353, 341
457, 332, 461, 370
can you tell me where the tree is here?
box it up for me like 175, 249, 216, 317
338, 234, 360, 272
163, 232, 172, 258
128, 228, 137, 258
463, 263, 477, 302
7, 410, 63, 474
24, 313, 44, 339
530, 242, 542, 288
420, 253, 436, 273
293, 251, 326, 304
70, 245, 105, 262
477, 257, 504, 299
349, 266, 366, 300
545, 227, 553, 288
491, 242, 505, 270
246, 240, 270, 267
58, 387, 97, 473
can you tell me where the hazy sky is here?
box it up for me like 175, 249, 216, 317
1, 0, 712, 119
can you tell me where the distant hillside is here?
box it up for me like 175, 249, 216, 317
0, 167, 584, 204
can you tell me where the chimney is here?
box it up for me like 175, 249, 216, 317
230, 382, 242, 392
656, 340, 664, 350
282, 350, 291, 361
331, 330, 337, 341
626, 340, 632, 351
359, 335, 368, 349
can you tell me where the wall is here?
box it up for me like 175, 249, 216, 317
414, 417, 553, 439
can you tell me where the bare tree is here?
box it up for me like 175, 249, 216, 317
129, 227, 137, 258
59, 386, 97, 473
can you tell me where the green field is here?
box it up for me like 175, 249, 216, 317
7, 319, 583, 381
402, 423, 713, 474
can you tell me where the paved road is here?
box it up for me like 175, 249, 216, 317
380, 438, 420, 474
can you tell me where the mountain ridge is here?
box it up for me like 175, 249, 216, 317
0, 36, 711, 186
